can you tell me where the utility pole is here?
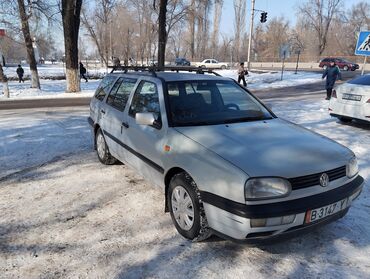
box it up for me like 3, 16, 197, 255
247, 0, 255, 70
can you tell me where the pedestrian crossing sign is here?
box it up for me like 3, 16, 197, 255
355, 31, 370, 56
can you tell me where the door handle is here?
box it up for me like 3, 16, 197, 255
121, 122, 129, 128
100, 109, 106, 114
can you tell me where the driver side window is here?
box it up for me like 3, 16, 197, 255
129, 81, 161, 121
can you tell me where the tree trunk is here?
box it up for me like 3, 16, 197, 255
62, 0, 82, 93
158, 0, 168, 70
0, 64, 9, 98
17, 0, 40, 89
189, 0, 195, 60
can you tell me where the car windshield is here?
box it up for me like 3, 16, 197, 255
166, 80, 274, 126
348, 75, 370, 86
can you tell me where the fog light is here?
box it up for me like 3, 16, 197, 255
282, 214, 295, 224
250, 218, 266, 227
251, 214, 296, 228
266, 217, 282, 226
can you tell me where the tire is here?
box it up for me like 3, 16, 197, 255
221, 65, 226, 70
343, 65, 349, 71
201, 65, 206, 69
323, 65, 328, 70
338, 116, 352, 123
95, 128, 117, 165
168, 172, 211, 241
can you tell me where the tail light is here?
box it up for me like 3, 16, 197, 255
332, 90, 337, 98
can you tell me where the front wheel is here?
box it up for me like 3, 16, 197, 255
96, 128, 117, 165
343, 65, 349, 71
221, 65, 226, 70
168, 172, 211, 241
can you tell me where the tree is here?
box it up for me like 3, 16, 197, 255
233, 0, 246, 62
298, 0, 342, 56
61, 0, 82, 92
0, 64, 9, 98
157, 0, 168, 69
211, 0, 223, 58
81, 0, 116, 67
17, 0, 40, 88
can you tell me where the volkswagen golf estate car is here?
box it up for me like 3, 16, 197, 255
329, 74, 370, 123
88, 67, 363, 242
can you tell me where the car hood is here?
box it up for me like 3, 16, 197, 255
174, 118, 351, 178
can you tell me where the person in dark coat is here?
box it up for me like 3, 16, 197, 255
79, 62, 88, 82
322, 61, 341, 100
16, 64, 24, 83
237, 62, 248, 87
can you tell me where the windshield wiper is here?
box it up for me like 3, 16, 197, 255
222, 116, 272, 124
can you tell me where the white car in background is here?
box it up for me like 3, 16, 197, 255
329, 74, 370, 123
196, 59, 229, 69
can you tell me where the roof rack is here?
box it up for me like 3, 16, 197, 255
108, 65, 221, 77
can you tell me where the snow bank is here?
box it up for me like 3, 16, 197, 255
216, 69, 322, 90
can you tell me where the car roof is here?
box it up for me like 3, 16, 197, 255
108, 71, 231, 82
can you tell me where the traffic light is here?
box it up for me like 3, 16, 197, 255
260, 12, 267, 23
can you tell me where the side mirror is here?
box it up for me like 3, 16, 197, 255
136, 112, 156, 126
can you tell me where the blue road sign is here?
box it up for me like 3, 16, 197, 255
355, 31, 370, 56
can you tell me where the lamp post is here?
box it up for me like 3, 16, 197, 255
247, 0, 255, 70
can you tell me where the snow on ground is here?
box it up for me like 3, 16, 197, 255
217, 69, 322, 90
1, 66, 322, 99
0, 96, 369, 278
0, 79, 99, 99
2, 64, 107, 80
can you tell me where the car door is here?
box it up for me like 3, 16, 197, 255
211, 59, 218, 68
101, 77, 138, 161
122, 78, 167, 188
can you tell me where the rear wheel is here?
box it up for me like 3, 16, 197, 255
96, 128, 117, 165
168, 172, 211, 241
338, 116, 352, 123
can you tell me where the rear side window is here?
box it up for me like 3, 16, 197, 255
348, 75, 370, 86
107, 78, 137, 111
95, 76, 116, 101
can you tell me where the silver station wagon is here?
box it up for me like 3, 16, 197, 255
88, 67, 364, 242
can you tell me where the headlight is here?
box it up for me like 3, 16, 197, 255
347, 156, 359, 178
245, 178, 291, 201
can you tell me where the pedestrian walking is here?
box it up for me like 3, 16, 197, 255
238, 62, 248, 87
16, 64, 24, 83
79, 62, 88, 82
322, 61, 341, 100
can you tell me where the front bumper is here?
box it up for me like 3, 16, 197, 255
201, 175, 364, 242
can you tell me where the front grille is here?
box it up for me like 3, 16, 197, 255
288, 166, 346, 190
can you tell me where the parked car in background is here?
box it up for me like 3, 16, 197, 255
196, 59, 229, 69
88, 68, 363, 243
175, 57, 191, 66
329, 74, 370, 123
319, 58, 359, 71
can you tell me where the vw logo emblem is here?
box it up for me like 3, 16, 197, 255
320, 173, 329, 187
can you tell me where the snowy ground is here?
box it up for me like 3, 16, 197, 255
2, 64, 107, 80
0, 97, 369, 278
217, 69, 322, 90
0, 67, 322, 99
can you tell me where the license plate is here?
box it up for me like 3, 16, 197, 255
342, 93, 362, 101
305, 198, 348, 224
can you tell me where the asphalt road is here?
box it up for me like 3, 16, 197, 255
0, 69, 363, 110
